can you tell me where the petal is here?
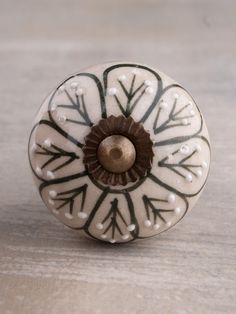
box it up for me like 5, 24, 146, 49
29, 121, 84, 181
130, 176, 189, 238
84, 190, 139, 243
144, 84, 203, 146
152, 136, 211, 196
138, 82, 210, 197
40, 175, 139, 242
40, 174, 100, 229
103, 63, 163, 121
40, 73, 105, 146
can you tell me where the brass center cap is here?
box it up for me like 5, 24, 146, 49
83, 115, 154, 186
97, 135, 136, 173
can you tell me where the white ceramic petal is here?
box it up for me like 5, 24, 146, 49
40, 175, 100, 230
85, 190, 138, 243
36, 72, 106, 146
29, 121, 83, 181
151, 136, 211, 196
143, 84, 203, 146
103, 63, 162, 121
130, 177, 188, 238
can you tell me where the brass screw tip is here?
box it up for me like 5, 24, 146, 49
97, 135, 136, 173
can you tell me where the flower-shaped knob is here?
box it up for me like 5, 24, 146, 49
28, 62, 211, 243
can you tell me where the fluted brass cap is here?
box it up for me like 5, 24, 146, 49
83, 115, 154, 186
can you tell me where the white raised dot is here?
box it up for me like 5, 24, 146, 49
49, 190, 57, 198
48, 199, 55, 206
196, 169, 203, 177
190, 109, 195, 116
127, 224, 136, 232
121, 234, 129, 240
52, 209, 59, 215
76, 88, 84, 96
96, 223, 104, 230
31, 143, 37, 153
51, 104, 57, 112
144, 80, 152, 86
144, 220, 152, 227
35, 167, 42, 176
101, 234, 107, 239
195, 143, 202, 152
175, 207, 181, 214
132, 69, 139, 75
174, 93, 179, 99
57, 85, 65, 94
58, 115, 67, 125
145, 86, 154, 94
202, 161, 208, 169
46, 171, 55, 179
110, 239, 116, 244
167, 154, 174, 162
65, 212, 73, 220
185, 173, 193, 182
108, 87, 117, 96
118, 74, 126, 81
78, 212, 88, 219
160, 101, 168, 109
180, 144, 190, 155
43, 138, 51, 148
153, 223, 160, 230
181, 118, 188, 125
70, 82, 78, 90
167, 193, 176, 203
188, 101, 193, 107
166, 221, 172, 227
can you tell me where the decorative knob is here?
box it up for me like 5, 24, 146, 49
28, 62, 211, 244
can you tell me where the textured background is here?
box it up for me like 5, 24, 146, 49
0, 0, 235, 313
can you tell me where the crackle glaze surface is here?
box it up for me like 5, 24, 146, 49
28, 62, 210, 243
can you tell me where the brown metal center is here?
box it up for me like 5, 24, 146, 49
97, 135, 136, 173
83, 115, 154, 186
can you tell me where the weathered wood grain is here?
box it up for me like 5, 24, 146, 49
0, 0, 235, 313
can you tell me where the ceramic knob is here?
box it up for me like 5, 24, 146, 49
28, 62, 211, 243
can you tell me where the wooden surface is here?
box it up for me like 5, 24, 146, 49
0, 0, 235, 313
